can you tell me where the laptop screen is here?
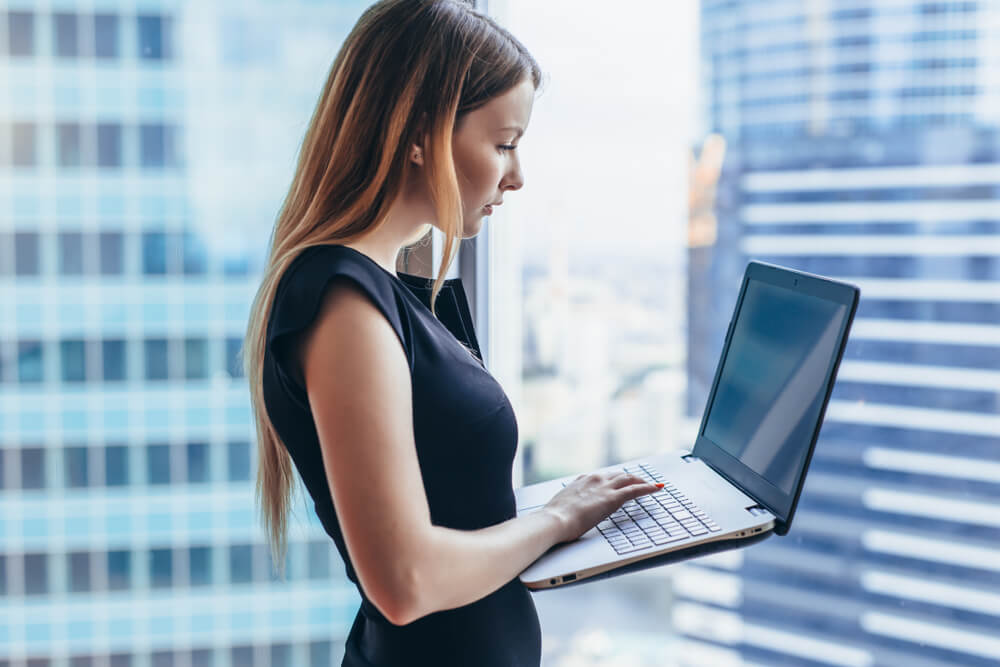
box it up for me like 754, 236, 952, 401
702, 280, 847, 494
694, 262, 858, 532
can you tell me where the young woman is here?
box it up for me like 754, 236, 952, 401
244, 1, 662, 664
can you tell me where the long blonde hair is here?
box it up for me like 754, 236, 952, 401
244, 0, 542, 578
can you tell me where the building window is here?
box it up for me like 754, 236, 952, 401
186, 442, 208, 483
94, 14, 119, 59
102, 339, 126, 381
146, 444, 170, 485
182, 231, 206, 275
8, 12, 34, 57
53, 13, 80, 58
188, 546, 211, 586
190, 649, 212, 667
105, 445, 129, 487
184, 338, 208, 380
11, 122, 36, 167
139, 124, 178, 168
14, 232, 39, 275
142, 232, 168, 275
309, 641, 333, 667
144, 339, 168, 381
99, 231, 124, 274
110, 655, 131, 667
270, 644, 291, 667
60, 339, 87, 383
18, 340, 44, 383
137, 15, 171, 60
226, 441, 250, 482
307, 540, 330, 580
228, 544, 252, 584
57, 123, 82, 167
70, 657, 94, 667
225, 337, 243, 378
149, 548, 172, 589
65, 446, 89, 488
68, 551, 91, 592
0, 449, 5, 491
97, 123, 123, 168
21, 447, 46, 490
107, 549, 131, 590
0, 553, 6, 595
59, 232, 84, 275
229, 647, 253, 667
24, 553, 48, 595
150, 651, 173, 667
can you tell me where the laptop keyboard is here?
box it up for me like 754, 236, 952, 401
589, 463, 722, 555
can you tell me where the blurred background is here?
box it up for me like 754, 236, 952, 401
1, 0, 998, 666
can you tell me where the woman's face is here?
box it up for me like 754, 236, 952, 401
450, 77, 535, 238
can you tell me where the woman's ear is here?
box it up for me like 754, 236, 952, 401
410, 112, 428, 167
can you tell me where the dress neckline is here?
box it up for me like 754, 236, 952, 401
328, 244, 463, 288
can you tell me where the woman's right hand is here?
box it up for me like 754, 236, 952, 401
542, 471, 663, 544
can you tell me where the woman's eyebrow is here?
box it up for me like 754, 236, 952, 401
499, 125, 524, 138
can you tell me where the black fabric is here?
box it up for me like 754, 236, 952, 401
262, 244, 541, 666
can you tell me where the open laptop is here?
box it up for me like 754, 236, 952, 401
515, 261, 859, 589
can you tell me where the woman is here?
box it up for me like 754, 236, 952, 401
244, 1, 662, 664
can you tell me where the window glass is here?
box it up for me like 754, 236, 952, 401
14, 232, 39, 275
106, 550, 131, 590
0, 554, 6, 595
141, 232, 168, 275
228, 544, 252, 584
65, 446, 89, 487
94, 14, 119, 59
139, 124, 167, 167
226, 441, 249, 482
11, 122, 36, 166
137, 16, 170, 60
186, 442, 208, 483
8, 11, 35, 56
144, 339, 168, 380
24, 553, 48, 595
309, 642, 332, 667
150, 651, 173, 667
58, 232, 84, 275
270, 644, 291, 667
53, 13, 79, 58
102, 339, 126, 381
104, 445, 129, 487
68, 551, 91, 592
307, 541, 330, 580
189, 546, 211, 586
98, 231, 124, 274
149, 548, 172, 589
70, 658, 94, 667
229, 647, 253, 667
97, 124, 123, 168
190, 649, 212, 667
225, 337, 243, 378
18, 340, 44, 383
184, 338, 208, 380
60, 340, 87, 383
57, 123, 82, 167
109, 655, 131, 667
146, 444, 170, 485
21, 447, 46, 489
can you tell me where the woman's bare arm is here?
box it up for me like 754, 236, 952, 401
301, 280, 566, 626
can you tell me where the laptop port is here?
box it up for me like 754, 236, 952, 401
562, 574, 577, 582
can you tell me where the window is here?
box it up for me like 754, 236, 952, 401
139, 124, 179, 168
141, 232, 168, 275
225, 337, 243, 378
8, 12, 34, 56
53, 13, 80, 58
24, 553, 48, 595
149, 548, 172, 589
60, 340, 87, 383
229, 647, 253, 667
188, 546, 211, 586
11, 122, 36, 166
110, 655, 131, 667
190, 649, 212, 667
70, 658, 94, 667
102, 339, 126, 381
307, 540, 330, 580
182, 231, 206, 275
106, 550, 131, 590
97, 124, 123, 168
186, 442, 208, 483
144, 339, 168, 380
68, 551, 91, 592
104, 445, 129, 486
94, 14, 119, 59
18, 340, 44, 383
229, 544, 252, 584
99, 231, 124, 274
226, 441, 250, 482
270, 644, 291, 667
309, 642, 333, 667
21, 447, 46, 489
14, 232, 39, 275
57, 123, 82, 167
184, 338, 208, 380
0, 554, 6, 595
58, 232, 84, 275
0, 449, 5, 490
146, 444, 170, 485
65, 447, 89, 488
137, 15, 171, 60
150, 651, 173, 667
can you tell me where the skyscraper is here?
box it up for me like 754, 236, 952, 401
682, 2, 1000, 666
1, 3, 369, 665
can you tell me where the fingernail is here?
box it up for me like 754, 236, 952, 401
654, 483, 664, 488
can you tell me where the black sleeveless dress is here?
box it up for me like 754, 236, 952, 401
262, 244, 542, 666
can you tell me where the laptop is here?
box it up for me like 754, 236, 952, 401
515, 260, 859, 589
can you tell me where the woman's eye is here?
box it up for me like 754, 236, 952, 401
498, 144, 517, 152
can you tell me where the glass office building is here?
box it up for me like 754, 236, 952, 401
1, 2, 370, 665
683, 2, 1000, 666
